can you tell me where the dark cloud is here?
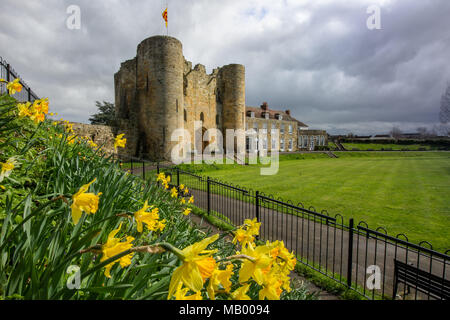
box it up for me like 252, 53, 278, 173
1, 0, 448, 134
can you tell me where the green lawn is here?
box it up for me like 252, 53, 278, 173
187, 152, 450, 252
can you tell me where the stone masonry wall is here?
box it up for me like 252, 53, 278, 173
70, 123, 116, 155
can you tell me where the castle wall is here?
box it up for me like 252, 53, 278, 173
183, 62, 222, 152
70, 123, 116, 154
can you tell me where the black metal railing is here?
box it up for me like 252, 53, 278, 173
0, 56, 39, 102
114, 154, 450, 300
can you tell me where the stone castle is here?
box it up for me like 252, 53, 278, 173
114, 35, 246, 160
72, 35, 327, 160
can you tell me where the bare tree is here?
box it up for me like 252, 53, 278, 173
390, 126, 402, 139
440, 83, 450, 124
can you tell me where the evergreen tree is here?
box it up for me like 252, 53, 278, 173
89, 101, 116, 126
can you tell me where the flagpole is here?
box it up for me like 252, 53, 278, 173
166, 0, 168, 36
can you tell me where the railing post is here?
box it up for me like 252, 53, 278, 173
255, 191, 260, 240
347, 218, 354, 288
142, 160, 145, 180
255, 191, 260, 221
130, 157, 133, 173
176, 168, 180, 187
157, 162, 160, 174
207, 177, 211, 215
6, 63, 10, 82
28, 87, 31, 102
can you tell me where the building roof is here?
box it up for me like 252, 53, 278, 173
245, 105, 308, 127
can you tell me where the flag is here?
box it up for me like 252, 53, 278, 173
162, 8, 168, 28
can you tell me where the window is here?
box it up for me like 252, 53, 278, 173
262, 138, 268, 150
288, 139, 293, 151
262, 122, 267, 133
280, 139, 285, 151
288, 125, 293, 134
253, 122, 258, 131
250, 112, 255, 118
271, 137, 277, 150
280, 124, 285, 134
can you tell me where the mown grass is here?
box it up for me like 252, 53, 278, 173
181, 152, 450, 252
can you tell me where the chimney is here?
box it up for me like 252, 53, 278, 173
285, 110, 291, 116
261, 102, 268, 110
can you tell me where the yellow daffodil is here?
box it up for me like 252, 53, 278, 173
230, 284, 251, 300
114, 134, 127, 151
67, 135, 77, 145
6, 78, 22, 95
101, 223, 135, 278
180, 197, 186, 204
232, 227, 255, 247
134, 200, 161, 233
70, 178, 102, 225
156, 172, 166, 182
259, 274, 283, 300
244, 218, 261, 237
184, 188, 189, 195
156, 219, 166, 232
170, 187, 178, 198
0, 185, 6, 191
17, 102, 32, 118
174, 283, 203, 300
65, 123, 74, 133
207, 264, 234, 300
188, 196, 194, 204
30, 111, 45, 124
168, 234, 219, 299
183, 208, 192, 216
0, 157, 17, 182
37, 98, 49, 115
239, 243, 272, 285
88, 139, 98, 148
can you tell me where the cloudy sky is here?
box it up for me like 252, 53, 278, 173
1, 0, 449, 134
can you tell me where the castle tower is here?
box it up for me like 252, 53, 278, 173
136, 36, 184, 160
219, 64, 246, 152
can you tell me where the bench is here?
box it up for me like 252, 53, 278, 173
393, 259, 450, 300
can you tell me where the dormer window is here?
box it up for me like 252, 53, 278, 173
247, 111, 255, 118
275, 114, 283, 120
264, 112, 269, 119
